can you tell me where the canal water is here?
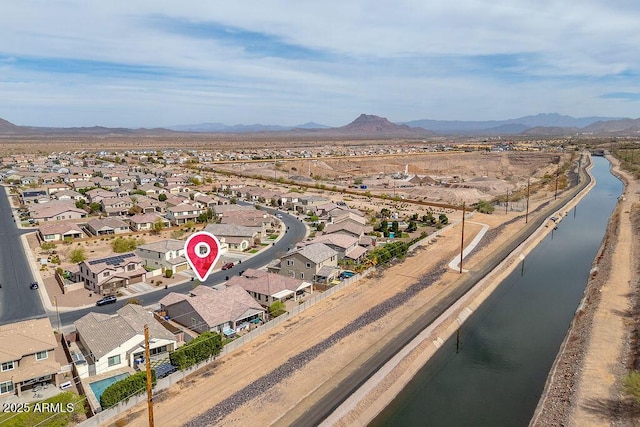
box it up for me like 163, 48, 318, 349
372, 156, 623, 427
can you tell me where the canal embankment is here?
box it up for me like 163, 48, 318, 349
531, 154, 640, 427
323, 154, 599, 426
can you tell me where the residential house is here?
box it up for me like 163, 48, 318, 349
38, 222, 84, 242
204, 223, 259, 251
136, 239, 191, 273
86, 217, 130, 236
78, 252, 147, 295
20, 189, 48, 204
269, 243, 339, 284
219, 210, 270, 237
85, 188, 115, 204
0, 318, 63, 396
160, 285, 264, 336
227, 268, 312, 306
306, 233, 368, 263
74, 304, 177, 378
100, 196, 133, 216
51, 189, 86, 203
29, 201, 87, 223
166, 203, 203, 225
323, 219, 368, 239
128, 212, 170, 232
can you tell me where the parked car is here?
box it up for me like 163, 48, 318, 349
276, 213, 283, 219
29, 282, 39, 290
96, 295, 117, 306
221, 262, 234, 270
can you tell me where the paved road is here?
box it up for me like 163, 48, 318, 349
0, 186, 46, 325
58, 205, 307, 327
286, 158, 593, 426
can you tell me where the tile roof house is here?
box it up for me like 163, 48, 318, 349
74, 304, 177, 378
166, 203, 204, 225
305, 233, 368, 262
86, 217, 130, 236
78, 252, 147, 295
160, 285, 265, 336
323, 219, 368, 239
136, 239, 191, 274
100, 196, 133, 216
29, 201, 87, 223
0, 318, 63, 397
204, 223, 259, 251
38, 222, 85, 242
127, 212, 170, 231
268, 242, 339, 284
227, 268, 313, 307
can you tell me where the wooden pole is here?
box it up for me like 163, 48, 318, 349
144, 325, 154, 427
554, 165, 559, 200
505, 191, 509, 214
459, 202, 465, 274
525, 177, 530, 224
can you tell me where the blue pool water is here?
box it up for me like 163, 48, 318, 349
89, 373, 129, 404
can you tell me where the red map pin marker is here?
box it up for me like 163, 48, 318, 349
184, 231, 222, 282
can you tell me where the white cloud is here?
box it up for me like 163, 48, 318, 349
1, 0, 639, 126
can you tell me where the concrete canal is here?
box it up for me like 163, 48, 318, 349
372, 156, 623, 427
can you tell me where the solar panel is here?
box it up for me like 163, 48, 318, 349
88, 252, 135, 266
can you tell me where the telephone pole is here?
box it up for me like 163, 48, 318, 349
554, 164, 559, 200
505, 190, 509, 214
459, 202, 465, 274
525, 177, 530, 224
144, 325, 154, 427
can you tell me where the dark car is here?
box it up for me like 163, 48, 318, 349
96, 295, 117, 306
221, 262, 234, 270
30, 282, 39, 290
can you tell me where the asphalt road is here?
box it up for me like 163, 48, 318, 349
286, 159, 593, 426
58, 205, 307, 327
0, 186, 46, 325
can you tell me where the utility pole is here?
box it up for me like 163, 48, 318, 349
459, 202, 465, 274
554, 164, 559, 200
54, 296, 61, 331
525, 177, 530, 224
505, 190, 509, 214
144, 325, 154, 427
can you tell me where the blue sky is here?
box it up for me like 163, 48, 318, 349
1, 1, 639, 128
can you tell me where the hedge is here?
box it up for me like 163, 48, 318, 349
169, 331, 222, 370
100, 371, 156, 409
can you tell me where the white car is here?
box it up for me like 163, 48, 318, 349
276, 213, 283, 218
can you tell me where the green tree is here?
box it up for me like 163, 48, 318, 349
158, 193, 168, 202
89, 202, 102, 213
69, 247, 86, 263
406, 220, 417, 232
112, 237, 141, 253
151, 219, 165, 234
75, 199, 87, 209
391, 221, 400, 233
269, 300, 287, 317
474, 200, 495, 214
165, 269, 173, 278
439, 214, 449, 225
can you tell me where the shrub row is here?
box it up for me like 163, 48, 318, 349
169, 331, 222, 370
100, 371, 156, 409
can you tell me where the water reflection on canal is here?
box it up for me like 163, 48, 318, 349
372, 157, 623, 427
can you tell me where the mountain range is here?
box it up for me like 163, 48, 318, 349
1, 113, 640, 137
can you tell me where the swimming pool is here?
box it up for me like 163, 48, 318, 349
89, 373, 130, 404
